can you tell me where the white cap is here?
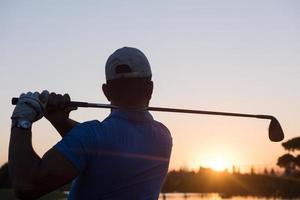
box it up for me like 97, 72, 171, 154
105, 47, 152, 81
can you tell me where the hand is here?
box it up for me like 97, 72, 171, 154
11, 91, 49, 122
44, 93, 77, 123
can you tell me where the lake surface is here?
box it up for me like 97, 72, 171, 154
158, 193, 300, 200
2, 190, 299, 199
60, 192, 300, 200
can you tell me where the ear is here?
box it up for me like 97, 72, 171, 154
146, 81, 153, 101
102, 83, 111, 102
149, 81, 153, 98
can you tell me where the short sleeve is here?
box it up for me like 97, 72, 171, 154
54, 124, 90, 172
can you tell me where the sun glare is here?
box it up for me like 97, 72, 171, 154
189, 150, 234, 172
206, 158, 228, 171
202, 155, 232, 172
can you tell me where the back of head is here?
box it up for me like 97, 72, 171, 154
103, 47, 153, 108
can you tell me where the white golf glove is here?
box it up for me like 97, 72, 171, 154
11, 90, 49, 123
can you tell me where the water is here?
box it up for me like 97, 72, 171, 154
61, 192, 300, 200
158, 193, 300, 200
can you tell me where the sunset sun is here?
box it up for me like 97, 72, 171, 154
206, 157, 230, 171
201, 154, 233, 172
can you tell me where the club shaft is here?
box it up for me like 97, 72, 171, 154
11, 98, 274, 120
148, 107, 272, 120
79, 103, 272, 120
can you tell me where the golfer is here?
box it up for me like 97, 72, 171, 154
9, 47, 173, 199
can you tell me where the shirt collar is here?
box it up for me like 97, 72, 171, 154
108, 109, 154, 122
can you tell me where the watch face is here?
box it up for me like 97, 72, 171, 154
18, 120, 32, 129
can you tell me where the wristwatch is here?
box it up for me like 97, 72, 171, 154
11, 119, 32, 130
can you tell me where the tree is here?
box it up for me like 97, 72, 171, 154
277, 154, 296, 175
263, 168, 268, 175
282, 137, 300, 151
296, 155, 300, 167
250, 166, 255, 175
277, 136, 300, 177
270, 168, 276, 176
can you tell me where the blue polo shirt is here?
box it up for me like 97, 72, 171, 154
54, 109, 172, 200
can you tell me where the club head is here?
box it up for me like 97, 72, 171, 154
269, 117, 284, 142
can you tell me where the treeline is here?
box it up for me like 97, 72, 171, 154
2, 163, 300, 198
161, 167, 300, 198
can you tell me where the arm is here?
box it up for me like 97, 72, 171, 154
44, 93, 79, 137
9, 127, 78, 199
47, 118, 79, 138
9, 91, 79, 199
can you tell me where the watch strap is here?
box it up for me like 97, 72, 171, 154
11, 119, 32, 130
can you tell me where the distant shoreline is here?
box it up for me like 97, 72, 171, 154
2, 166, 300, 199
161, 168, 300, 198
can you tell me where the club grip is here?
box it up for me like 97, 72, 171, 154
11, 97, 88, 107
11, 97, 18, 105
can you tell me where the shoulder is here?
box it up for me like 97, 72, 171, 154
63, 120, 102, 142
153, 120, 172, 138
76, 120, 102, 131
151, 120, 173, 152
153, 120, 170, 132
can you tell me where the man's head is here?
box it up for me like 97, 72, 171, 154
102, 47, 153, 108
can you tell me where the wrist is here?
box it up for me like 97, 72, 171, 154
11, 119, 32, 130
47, 116, 70, 126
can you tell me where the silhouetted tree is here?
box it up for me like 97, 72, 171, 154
296, 155, 300, 167
282, 137, 300, 151
250, 166, 255, 175
270, 168, 276, 176
263, 168, 268, 175
277, 137, 300, 177
277, 154, 296, 175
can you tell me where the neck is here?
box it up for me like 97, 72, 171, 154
111, 100, 149, 109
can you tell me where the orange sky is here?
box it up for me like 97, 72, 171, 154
1, 1, 299, 173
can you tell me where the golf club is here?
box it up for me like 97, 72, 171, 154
11, 97, 284, 142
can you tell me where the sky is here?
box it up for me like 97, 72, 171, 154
0, 0, 299, 173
